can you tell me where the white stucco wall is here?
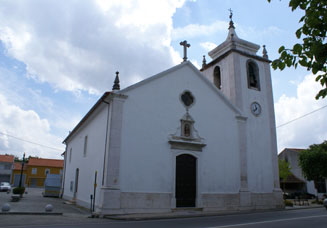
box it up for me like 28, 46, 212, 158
63, 102, 109, 208
202, 52, 277, 193
119, 64, 241, 196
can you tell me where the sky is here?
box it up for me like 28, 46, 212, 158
0, 0, 326, 159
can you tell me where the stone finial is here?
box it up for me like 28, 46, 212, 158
263, 45, 268, 59
228, 8, 235, 29
202, 55, 207, 68
112, 71, 120, 91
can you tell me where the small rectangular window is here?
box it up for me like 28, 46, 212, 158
83, 135, 88, 157
45, 168, 50, 176
69, 148, 72, 163
32, 168, 37, 175
70, 181, 74, 192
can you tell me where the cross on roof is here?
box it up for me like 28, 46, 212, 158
228, 8, 235, 29
180, 40, 190, 62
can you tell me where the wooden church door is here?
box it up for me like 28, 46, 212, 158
175, 154, 196, 207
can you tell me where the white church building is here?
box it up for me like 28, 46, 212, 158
62, 17, 283, 215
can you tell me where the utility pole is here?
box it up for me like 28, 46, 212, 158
18, 153, 25, 188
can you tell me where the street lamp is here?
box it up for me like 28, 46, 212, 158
18, 153, 25, 188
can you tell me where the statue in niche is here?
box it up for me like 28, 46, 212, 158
184, 123, 191, 137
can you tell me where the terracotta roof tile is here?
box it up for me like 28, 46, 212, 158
28, 157, 64, 168
0, 155, 15, 163
13, 162, 27, 170
280, 173, 305, 183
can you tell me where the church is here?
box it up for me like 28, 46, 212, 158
62, 16, 283, 215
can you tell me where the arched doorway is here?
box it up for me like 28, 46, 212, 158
175, 154, 196, 207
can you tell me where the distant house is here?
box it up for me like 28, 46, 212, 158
11, 157, 64, 187
278, 148, 326, 196
11, 162, 27, 187
0, 155, 14, 183
26, 158, 64, 187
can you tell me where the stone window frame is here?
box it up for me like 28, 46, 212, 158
69, 148, 72, 163
31, 168, 37, 175
213, 65, 222, 90
83, 135, 88, 157
180, 90, 195, 109
246, 59, 260, 91
45, 168, 50, 175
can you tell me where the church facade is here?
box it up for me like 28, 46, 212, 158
62, 20, 283, 215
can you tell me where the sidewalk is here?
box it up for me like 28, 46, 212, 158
0, 188, 90, 216
104, 204, 324, 221
1, 189, 324, 220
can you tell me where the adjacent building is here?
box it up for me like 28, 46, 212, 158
11, 157, 64, 187
278, 148, 326, 197
0, 155, 14, 183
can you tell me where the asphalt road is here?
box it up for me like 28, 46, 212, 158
1, 207, 327, 228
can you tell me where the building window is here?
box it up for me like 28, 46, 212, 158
70, 181, 74, 192
316, 179, 326, 193
83, 135, 88, 157
32, 168, 37, 175
45, 169, 50, 176
213, 66, 221, 89
69, 148, 72, 163
247, 60, 260, 90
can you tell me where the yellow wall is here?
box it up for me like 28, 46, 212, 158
11, 169, 27, 186
26, 166, 63, 187
11, 167, 62, 187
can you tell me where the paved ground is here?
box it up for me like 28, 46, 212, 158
0, 188, 90, 216
0, 188, 324, 221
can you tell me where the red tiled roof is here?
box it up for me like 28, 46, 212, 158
285, 148, 305, 153
280, 173, 305, 183
28, 157, 64, 168
0, 155, 15, 163
13, 162, 27, 170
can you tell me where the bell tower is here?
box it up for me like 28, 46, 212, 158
201, 12, 282, 206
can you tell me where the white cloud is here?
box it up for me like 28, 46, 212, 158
0, 0, 186, 94
172, 20, 227, 40
275, 74, 327, 152
200, 42, 217, 52
0, 93, 64, 159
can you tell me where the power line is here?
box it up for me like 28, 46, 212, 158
276, 104, 327, 128
0, 131, 63, 151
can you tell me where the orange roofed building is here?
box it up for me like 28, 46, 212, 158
0, 155, 15, 183
11, 157, 64, 187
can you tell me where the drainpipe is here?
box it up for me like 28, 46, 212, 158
60, 145, 67, 198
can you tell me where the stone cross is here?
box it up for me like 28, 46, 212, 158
228, 8, 233, 20
180, 40, 190, 62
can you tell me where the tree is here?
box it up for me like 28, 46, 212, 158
298, 141, 327, 189
267, 0, 327, 99
278, 159, 292, 191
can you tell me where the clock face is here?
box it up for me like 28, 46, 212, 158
251, 102, 261, 116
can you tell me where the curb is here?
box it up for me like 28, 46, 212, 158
0, 212, 63, 216
103, 206, 325, 221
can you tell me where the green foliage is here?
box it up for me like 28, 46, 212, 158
298, 141, 327, 182
13, 187, 25, 195
284, 199, 294, 207
267, 0, 327, 99
279, 159, 292, 180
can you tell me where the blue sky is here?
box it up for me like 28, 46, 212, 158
0, 0, 326, 159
